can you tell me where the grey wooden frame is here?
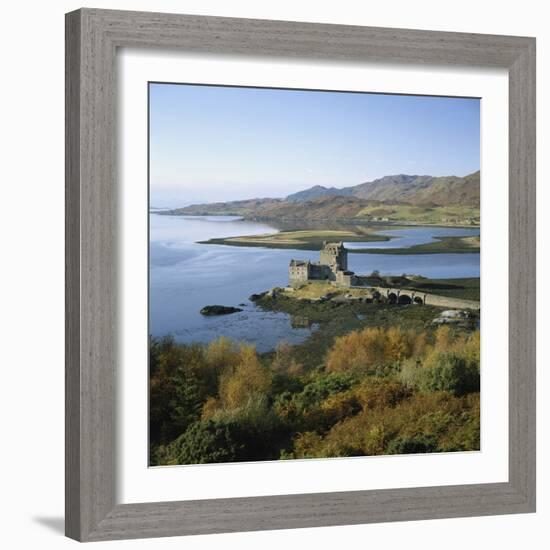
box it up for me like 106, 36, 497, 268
65, 8, 536, 542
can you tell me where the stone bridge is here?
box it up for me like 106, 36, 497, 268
371, 287, 480, 311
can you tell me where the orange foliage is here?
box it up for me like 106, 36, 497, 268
326, 327, 423, 373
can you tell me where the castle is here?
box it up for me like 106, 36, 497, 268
289, 242, 357, 288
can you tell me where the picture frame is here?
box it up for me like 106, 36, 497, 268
65, 7, 536, 542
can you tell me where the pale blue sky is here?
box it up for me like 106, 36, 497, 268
149, 83, 480, 207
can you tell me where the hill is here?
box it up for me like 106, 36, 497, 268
161, 171, 480, 225
286, 171, 480, 207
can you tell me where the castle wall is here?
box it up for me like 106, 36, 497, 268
289, 242, 351, 287
319, 243, 348, 272
309, 264, 333, 281
335, 270, 356, 288
289, 264, 309, 287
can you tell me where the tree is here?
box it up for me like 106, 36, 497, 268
161, 419, 243, 464
219, 345, 271, 409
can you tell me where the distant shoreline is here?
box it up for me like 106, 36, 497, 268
198, 227, 480, 256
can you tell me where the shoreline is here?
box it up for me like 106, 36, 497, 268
198, 234, 480, 255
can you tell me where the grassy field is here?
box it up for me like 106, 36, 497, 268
356, 204, 480, 225
361, 235, 480, 255
200, 228, 391, 250
200, 228, 480, 254
403, 277, 480, 301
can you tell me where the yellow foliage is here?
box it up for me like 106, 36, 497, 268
459, 330, 480, 363
272, 341, 301, 373
354, 378, 411, 410
412, 331, 429, 357
292, 432, 324, 458
319, 391, 360, 422
434, 325, 453, 351
384, 327, 413, 362
205, 336, 241, 371
201, 396, 221, 420
326, 327, 426, 373
218, 344, 272, 409
326, 327, 385, 372
362, 425, 387, 455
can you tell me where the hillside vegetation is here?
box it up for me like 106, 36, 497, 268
150, 324, 480, 465
164, 171, 480, 225
286, 171, 480, 207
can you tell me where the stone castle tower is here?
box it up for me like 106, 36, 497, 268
289, 241, 354, 288
319, 241, 348, 272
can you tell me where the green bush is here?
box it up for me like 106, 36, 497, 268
286, 372, 356, 410
274, 372, 357, 432
159, 419, 243, 465
187, 395, 291, 463
386, 434, 438, 455
400, 351, 479, 396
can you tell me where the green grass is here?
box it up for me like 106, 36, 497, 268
199, 228, 390, 250
403, 277, 480, 301
356, 236, 480, 255
356, 204, 480, 225
199, 228, 480, 255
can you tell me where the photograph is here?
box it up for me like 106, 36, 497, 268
1, 0, 542, 546
148, 83, 481, 466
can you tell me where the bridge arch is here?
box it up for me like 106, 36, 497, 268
397, 294, 412, 305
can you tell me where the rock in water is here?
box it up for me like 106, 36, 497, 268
249, 292, 267, 301
200, 305, 243, 316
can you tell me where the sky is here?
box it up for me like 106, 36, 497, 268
149, 83, 480, 207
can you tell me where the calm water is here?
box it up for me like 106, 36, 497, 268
149, 215, 480, 351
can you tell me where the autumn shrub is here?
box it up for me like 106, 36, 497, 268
326, 328, 386, 373
218, 344, 272, 409
150, 326, 480, 465
434, 325, 454, 351
287, 391, 479, 459
326, 327, 425, 374
272, 341, 304, 375
203, 336, 242, 392
354, 378, 411, 410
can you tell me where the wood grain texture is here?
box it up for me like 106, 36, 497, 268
65, 8, 536, 542
65, 9, 81, 541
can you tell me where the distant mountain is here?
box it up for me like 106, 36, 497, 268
164, 197, 283, 216
286, 185, 353, 203
244, 195, 373, 220
285, 171, 480, 208
162, 171, 480, 223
